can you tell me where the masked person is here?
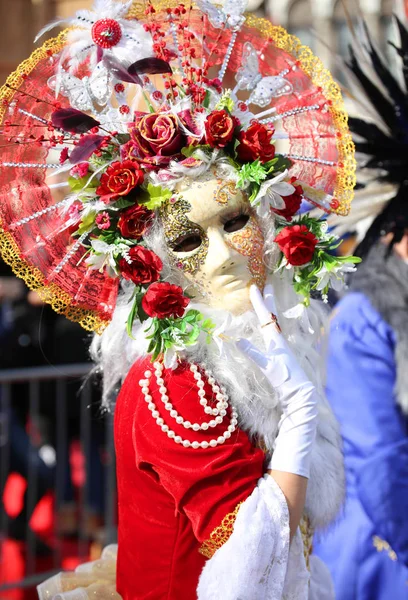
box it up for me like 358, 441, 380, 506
313, 17, 408, 600
0, 0, 358, 597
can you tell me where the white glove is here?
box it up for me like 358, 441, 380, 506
237, 284, 318, 478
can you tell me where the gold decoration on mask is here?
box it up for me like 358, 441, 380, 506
159, 195, 209, 275
225, 215, 266, 289
213, 180, 238, 205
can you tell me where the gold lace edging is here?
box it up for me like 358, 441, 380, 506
245, 19, 355, 217
199, 502, 242, 559
0, 30, 68, 123
0, 31, 109, 335
129, 1, 356, 216
0, 224, 109, 334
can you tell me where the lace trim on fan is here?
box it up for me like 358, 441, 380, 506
0, 225, 109, 334
0, 30, 68, 123
199, 502, 242, 559
0, 30, 109, 335
129, 1, 356, 217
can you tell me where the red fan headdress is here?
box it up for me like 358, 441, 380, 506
0, 0, 356, 347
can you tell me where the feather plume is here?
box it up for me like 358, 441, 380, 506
340, 17, 408, 257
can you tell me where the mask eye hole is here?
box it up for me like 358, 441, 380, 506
172, 234, 202, 253
224, 214, 250, 234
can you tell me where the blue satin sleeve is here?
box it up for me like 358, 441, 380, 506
315, 292, 408, 598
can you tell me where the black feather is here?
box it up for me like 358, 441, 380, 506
347, 46, 400, 133
354, 183, 408, 259
363, 23, 408, 139
389, 16, 408, 93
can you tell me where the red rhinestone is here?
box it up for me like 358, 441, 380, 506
91, 18, 122, 49
152, 90, 163, 101
119, 105, 130, 115
330, 199, 340, 210
238, 102, 248, 111
115, 83, 125, 93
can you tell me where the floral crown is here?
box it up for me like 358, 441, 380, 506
0, 0, 357, 360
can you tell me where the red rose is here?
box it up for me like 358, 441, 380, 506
119, 246, 162, 285
205, 110, 235, 148
236, 122, 276, 163
142, 282, 190, 319
125, 112, 185, 167
118, 204, 153, 240
96, 160, 144, 203
275, 224, 318, 266
272, 179, 303, 221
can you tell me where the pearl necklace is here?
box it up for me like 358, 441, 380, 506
138, 362, 238, 449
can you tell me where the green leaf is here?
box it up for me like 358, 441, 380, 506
263, 155, 292, 174
181, 144, 212, 159
68, 175, 98, 193
237, 160, 268, 187
203, 90, 211, 109
147, 338, 156, 354
248, 183, 260, 204
183, 309, 201, 323
214, 90, 235, 113
114, 133, 131, 145
136, 293, 149, 323
77, 210, 96, 235
143, 184, 173, 210
126, 293, 140, 338
112, 198, 136, 210
202, 318, 214, 330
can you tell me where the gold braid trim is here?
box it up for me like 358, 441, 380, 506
129, 1, 356, 216
300, 515, 314, 571
373, 536, 398, 562
0, 30, 110, 335
199, 502, 242, 559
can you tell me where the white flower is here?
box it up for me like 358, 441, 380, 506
315, 263, 357, 292
253, 170, 295, 218
163, 348, 180, 370
85, 239, 128, 277
211, 313, 234, 356
282, 303, 315, 334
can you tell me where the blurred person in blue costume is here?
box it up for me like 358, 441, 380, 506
314, 16, 408, 600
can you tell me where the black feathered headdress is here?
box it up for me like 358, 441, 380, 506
346, 17, 408, 258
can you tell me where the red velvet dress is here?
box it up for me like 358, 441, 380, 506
114, 359, 265, 599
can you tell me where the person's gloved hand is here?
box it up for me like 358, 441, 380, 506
237, 284, 318, 478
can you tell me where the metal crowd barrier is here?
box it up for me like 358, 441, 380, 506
0, 363, 117, 594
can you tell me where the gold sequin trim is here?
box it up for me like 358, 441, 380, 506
160, 195, 209, 275
373, 535, 398, 562
199, 502, 242, 559
129, 1, 356, 216
0, 30, 109, 335
214, 180, 237, 205
300, 515, 314, 571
